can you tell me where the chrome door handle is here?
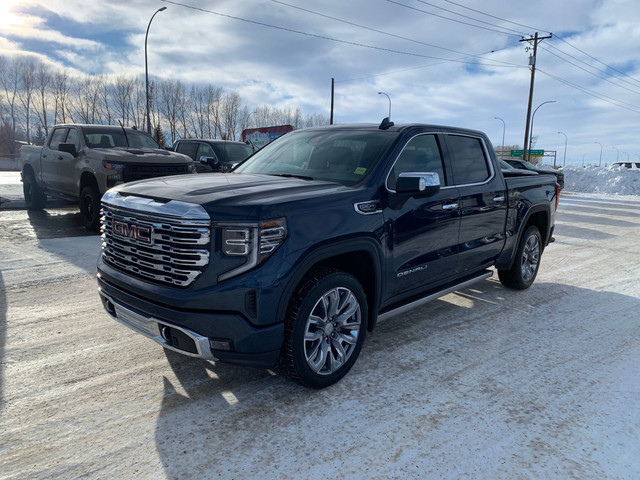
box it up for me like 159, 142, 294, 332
493, 196, 505, 202
442, 203, 459, 210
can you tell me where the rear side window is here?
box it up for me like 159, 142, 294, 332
175, 142, 198, 161
447, 135, 491, 185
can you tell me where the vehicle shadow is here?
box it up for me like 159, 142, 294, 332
153, 279, 640, 478
26, 208, 98, 240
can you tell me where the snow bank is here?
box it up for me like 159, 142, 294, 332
558, 164, 640, 196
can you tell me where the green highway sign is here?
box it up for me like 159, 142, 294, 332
510, 149, 544, 157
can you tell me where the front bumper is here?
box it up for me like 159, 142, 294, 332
97, 274, 283, 368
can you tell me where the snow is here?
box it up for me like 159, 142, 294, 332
555, 164, 640, 196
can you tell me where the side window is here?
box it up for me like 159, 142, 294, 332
175, 142, 198, 161
48, 128, 68, 151
447, 135, 491, 185
65, 128, 80, 150
387, 134, 446, 190
196, 143, 216, 160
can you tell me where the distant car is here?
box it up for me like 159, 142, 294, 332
613, 162, 640, 170
172, 139, 253, 173
505, 159, 565, 189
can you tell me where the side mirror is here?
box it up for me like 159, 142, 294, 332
200, 156, 218, 165
395, 172, 440, 196
58, 143, 78, 157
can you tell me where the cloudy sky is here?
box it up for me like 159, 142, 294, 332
1, 0, 638, 166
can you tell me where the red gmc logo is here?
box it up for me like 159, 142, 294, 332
113, 220, 152, 244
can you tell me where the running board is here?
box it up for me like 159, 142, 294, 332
377, 270, 493, 323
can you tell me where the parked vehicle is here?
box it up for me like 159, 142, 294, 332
504, 158, 565, 189
172, 139, 253, 173
20, 124, 194, 230
613, 162, 640, 170
98, 121, 559, 388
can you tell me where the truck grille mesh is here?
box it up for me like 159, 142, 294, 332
101, 204, 211, 288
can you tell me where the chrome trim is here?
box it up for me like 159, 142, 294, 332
354, 200, 383, 215
102, 189, 210, 220
101, 290, 217, 361
377, 270, 493, 323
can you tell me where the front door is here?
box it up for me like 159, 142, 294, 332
383, 133, 460, 303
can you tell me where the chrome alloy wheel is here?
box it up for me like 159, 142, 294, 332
520, 233, 540, 282
303, 287, 362, 375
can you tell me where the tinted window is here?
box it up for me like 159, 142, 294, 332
447, 135, 491, 185
65, 128, 80, 150
196, 143, 216, 161
387, 134, 446, 190
48, 128, 68, 150
175, 142, 198, 160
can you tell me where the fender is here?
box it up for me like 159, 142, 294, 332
275, 235, 385, 332
495, 202, 551, 270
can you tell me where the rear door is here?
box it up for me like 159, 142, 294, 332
382, 133, 460, 303
443, 134, 507, 274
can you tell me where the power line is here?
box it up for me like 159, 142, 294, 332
161, 0, 522, 68
384, 0, 523, 37
270, 0, 521, 67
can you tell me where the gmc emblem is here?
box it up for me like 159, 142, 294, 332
113, 220, 152, 244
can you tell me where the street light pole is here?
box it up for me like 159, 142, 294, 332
557, 131, 567, 167
145, 7, 167, 135
528, 100, 556, 162
378, 92, 391, 120
495, 117, 505, 159
594, 141, 603, 167
612, 146, 619, 163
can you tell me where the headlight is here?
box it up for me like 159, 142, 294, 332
103, 161, 125, 186
217, 218, 287, 281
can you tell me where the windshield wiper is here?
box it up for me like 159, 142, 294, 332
268, 173, 315, 181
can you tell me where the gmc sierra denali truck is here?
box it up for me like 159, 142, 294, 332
97, 121, 559, 388
20, 124, 194, 230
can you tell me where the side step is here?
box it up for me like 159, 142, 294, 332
377, 270, 493, 323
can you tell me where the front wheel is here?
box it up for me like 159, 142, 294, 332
280, 268, 367, 388
23, 173, 47, 210
79, 185, 101, 231
498, 225, 542, 290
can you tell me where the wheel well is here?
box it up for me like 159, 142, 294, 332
80, 172, 99, 194
309, 250, 377, 329
22, 164, 35, 178
525, 211, 549, 250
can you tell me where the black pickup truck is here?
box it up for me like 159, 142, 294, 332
97, 121, 559, 388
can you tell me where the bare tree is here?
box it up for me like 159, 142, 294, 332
158, 79, 180, 143
221, 91, 242, 140
53, 70, 73, 124
0, 55, 21, 150
34, 61, 52, 134
17, 58, 37, 143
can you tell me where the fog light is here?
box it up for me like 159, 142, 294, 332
209, 339, 232, 351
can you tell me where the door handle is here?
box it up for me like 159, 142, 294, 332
493, 196, 505, 202
442, 203, 459, 210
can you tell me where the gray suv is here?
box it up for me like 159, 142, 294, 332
172, 139, 253, 173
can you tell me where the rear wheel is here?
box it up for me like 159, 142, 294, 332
498, 225, 542, 290
23, 173, 47, 210
281, 268, 367, 388
79, 185, 101, 231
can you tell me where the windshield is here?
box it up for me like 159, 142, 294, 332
234, 129, 396, 186
82, 126, 161, 149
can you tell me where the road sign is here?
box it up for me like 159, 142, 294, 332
510, 149, 544, 157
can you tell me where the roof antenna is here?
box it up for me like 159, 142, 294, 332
379, 117, 394, 130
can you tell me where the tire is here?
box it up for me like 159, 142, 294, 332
280, 268, 367, 388
498, 225, 542, 290
23, 172, 47, 210
79, 185, 101, 231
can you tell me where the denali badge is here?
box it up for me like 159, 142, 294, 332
113, 220, 152, 244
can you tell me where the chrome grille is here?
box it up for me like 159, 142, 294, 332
101, 200, 211, 288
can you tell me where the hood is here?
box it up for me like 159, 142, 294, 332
100, 147, 192, 164
108, 172, 354, 218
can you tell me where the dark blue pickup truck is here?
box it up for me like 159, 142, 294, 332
97, 121, 559, 388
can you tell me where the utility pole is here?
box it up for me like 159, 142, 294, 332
520, 32, 552, 162
330, 78, 334, 125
